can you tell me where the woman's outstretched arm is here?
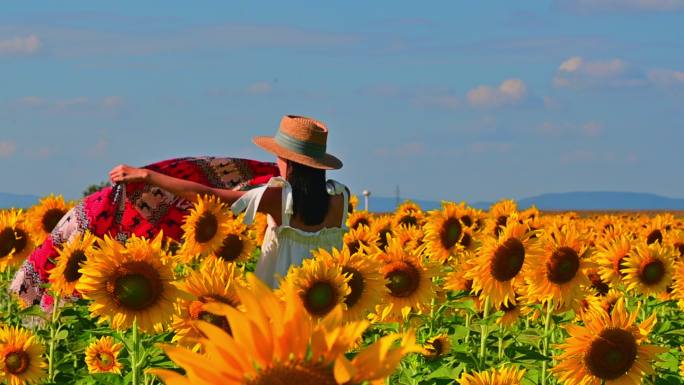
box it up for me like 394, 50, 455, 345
109, 164, 246, 205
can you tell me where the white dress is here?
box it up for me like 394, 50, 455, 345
230, 176, 349, 288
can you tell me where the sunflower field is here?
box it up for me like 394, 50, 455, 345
1, 194, 684, 385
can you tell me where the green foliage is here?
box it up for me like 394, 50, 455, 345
82, 181, 111, 197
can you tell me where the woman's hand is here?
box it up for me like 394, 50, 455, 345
109, 164, 149, 184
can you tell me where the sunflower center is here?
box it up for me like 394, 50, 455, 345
431, 339, 444, 355
250, 362, 337, 385
302, 281, 337, 316
585, 328, 637, 380
108, 262, 163, 311
42, 208, 66, 233
216, 234, 244, 262
638, 258, 665, 286
386, 262, 420, 298
198, 310, 232, 335
64, 250, 87, 282
546, 246, 580, 284
399, 215, 418, 227
439, 218, 462, 250
96, 352, 116, 371
342, 267, 364, 308
459, 232, 472, 248
4, 350, 29, 375
0, 227, 16, 258
495, 216, 508, 236
353, 218, 369, 229
12, 228, 28, 254
461, 215, 473, 227
377, 228, 392, 250
490, 238, 525, 282
194, 213, 218, 243
646, 229, 663, 245
587, 271, 609, 295
347, 240, 361, 255
674, 242, 684, 259
613, 254, 629, 277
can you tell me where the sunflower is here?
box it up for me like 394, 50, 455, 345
524, 223, 591, 309
210, 217, 255, 264
314, 246, 386, 322
487, 200, 518, 237
0, 209, 34, 272
149, 273, 421, 385
376, 237, 438, 321
595, 235, 633, 286
75, 232, 188, 333
422, 334, 451, 360
551, 299, 666, 385
348, 194, 359, 212
496, 298, 522, 328
346, 210, 373, 231
423, 202, 465, 263
26, 194, 73, 245
0, 326, 46, 385
251, 212, 269, 245
621, 242, 674, 297
394, 224, 424, 251
343, 225, 379, 256
179, 194, 232, 259
281, 256, 351, 319
666, 230, 684, 262
84, 336, 124, 374
392, 201, 425, 229
457, 366, 526, 385
172, 256, 244, 346
584, 267, 610, 296
468, 221, 539, 308
641, 215, 669, 245
371, 215, 394, 251
48, 230, 99, 296
563, 288, 604, 321
598, 289, 623, 316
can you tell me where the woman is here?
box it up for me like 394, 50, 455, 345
110, 115, 349, 287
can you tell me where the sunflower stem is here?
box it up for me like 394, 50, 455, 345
478, 296, 490, 367
47, 293, 61, 382
132, 317, 140, 385
464, 312, 472, 345
497, 324, 504, 361
541, 300, 554, 385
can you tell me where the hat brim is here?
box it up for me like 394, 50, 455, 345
252, 136, 343, 170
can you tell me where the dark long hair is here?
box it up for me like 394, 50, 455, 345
287, 160, 330, 226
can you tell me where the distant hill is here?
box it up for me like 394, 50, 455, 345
366, 192, 684, 212
0, 192, 41, 209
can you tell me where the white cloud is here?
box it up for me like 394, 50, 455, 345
246, 82, 273, 95
582, 121, 603, 137
558, 0, 684, 11
101, 96, 125, 109
0, 34, 41, 55
647, 69, 684, 86
554, 56, 644, 88
0, 141, 16, 157
467, 78, 527, 107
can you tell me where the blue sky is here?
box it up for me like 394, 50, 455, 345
1, 1, 683, 202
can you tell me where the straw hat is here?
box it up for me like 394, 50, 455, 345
253, 115, 343, 170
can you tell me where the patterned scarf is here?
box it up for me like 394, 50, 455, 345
10, 156, 278, 311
